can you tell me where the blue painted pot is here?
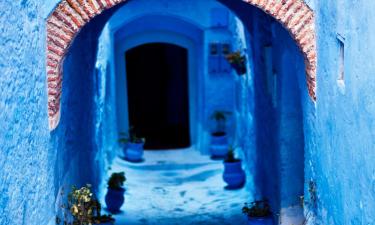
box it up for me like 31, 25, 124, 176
121, 143, 128, 158
105, 188, 125, 213
126, 142, 144, 162
210, 133, 228, 158
247, 217, 274, 225
223, 160, 246, 189
231, 62, 246, 75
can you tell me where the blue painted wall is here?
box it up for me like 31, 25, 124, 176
2, 0, 375, 224
96, 0, 248, 154
220, 1, 306, 217
307, 0, 375, 224
0, 1, 123, 224
0, 1, 53, 223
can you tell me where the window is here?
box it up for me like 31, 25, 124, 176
337, 33, 345, 82
336, 33, 345, 94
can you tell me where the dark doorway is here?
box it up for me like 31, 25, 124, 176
125, 43, 190, 149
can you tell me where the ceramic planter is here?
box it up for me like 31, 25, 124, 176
231, 62, 246, 75
126, 142, 144, 162
105, 187, 125, 213
121, 143, 128, 158
247, 217, 274, 225
223, 160, 246, 189
210, 132, 228, 158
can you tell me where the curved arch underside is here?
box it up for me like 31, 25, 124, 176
46, 0, 317, 130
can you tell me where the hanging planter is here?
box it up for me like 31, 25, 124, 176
225, 51, 247, 75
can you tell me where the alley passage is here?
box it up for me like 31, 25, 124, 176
100, 148, 251, 225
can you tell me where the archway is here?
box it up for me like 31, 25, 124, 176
46, 0, 316, 130
112, 14, 204, 150
48, 0, 314, 222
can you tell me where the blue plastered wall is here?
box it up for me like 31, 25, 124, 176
2, 0, 375, 224
308, 0, 375, 224
220, 0, 307, 216
0, 1, 54, 224
97, 0, 250, 154
0, 1, 124, 224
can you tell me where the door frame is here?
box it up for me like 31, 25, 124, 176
115, 31, 199, 147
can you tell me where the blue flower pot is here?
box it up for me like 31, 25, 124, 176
247, 217, 274, 225
223, 160, 246, 189
105, 188, 125, 213
210, 133, 228, 158
231, 62, 247, 75
126, 142, 144, 162
121, 143, 128, 158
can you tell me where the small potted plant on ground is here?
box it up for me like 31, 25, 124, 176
125, 127, 145, 162
210, 111, 230, 158
223, 147, 246, 189
57, 184, 115, 225
105, 172, 126, 213
242, 200, 273, 225
226, 51, 247, 75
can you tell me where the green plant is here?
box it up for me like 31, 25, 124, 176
118, 127, 145, 144
226, 51, 246, 65
225, 146, 240, 163
242, 200, 272, 218
57, 184, 114, 225
225, 51, 247, 75
210, 111, 230, 134
108, 172, 126, 190
129, 127, 145, 143
118, 132, 128, 145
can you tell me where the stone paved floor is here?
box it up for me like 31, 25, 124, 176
100, 147, 252, 225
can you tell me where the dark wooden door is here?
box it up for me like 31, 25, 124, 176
125, 43, 190, 149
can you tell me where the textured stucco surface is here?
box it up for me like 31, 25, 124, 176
45, 0, 317, 130
0, 1, 54, 224
0, 1, 120, 224
98, 0, 246, 154
2, 0, 375, 224
310, 0, 375, 224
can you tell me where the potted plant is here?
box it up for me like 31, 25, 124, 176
210, 111, 229, 158
223, 147, 246, 189
105, 172, 126, 213
242, 200, 273, 225
126, 127, 145, 162
225, 51, 247, 75
57, 184, 115, 225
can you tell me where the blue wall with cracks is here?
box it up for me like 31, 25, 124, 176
1, 0, 375, 224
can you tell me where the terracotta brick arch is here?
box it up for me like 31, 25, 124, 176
46, 0, 317, 130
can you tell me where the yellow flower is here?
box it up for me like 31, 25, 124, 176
71, 205, 79, 215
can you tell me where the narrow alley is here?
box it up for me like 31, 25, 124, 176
100, 148, 251, 225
